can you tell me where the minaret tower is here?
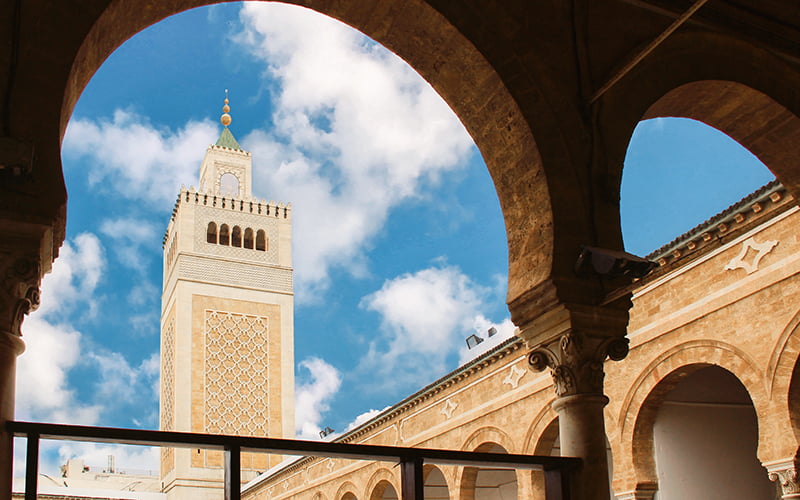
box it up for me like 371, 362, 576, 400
160, 94, 295, 499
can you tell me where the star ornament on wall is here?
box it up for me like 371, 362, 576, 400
724, 237, 778, 274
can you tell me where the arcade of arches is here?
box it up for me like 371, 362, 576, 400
4, 2, 800, 499
241, 180, 796, 499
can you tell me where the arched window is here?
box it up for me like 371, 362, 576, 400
219, 224, 230, 246
244, 228, 254, 249
206, 222, 217, 244
219, 172, 240, 197
256, 230, 267, 251
232, 226, 242, 247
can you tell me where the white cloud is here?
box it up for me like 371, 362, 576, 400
16, 234, 159, 429
100, 217, 160, 272
60, 4, 475, 302
62, 110, 217, 207
294, 357, 341, 440
343, 407, 389, 434
236, 3, 475, 299
359, 265, 493, 390
35, 233, 105, 318
17, 234, 106, 424
16, 316, 102, 425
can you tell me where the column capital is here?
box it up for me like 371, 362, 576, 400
767, 459, 800, 499
0, 218, 57, 337
527, 329, 629, 396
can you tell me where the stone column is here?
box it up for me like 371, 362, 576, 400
767, 460, 800, 499
0, 221, 55, 495
518, 299, 632, 500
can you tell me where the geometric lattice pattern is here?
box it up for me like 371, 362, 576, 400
204, 310, 270, 436
160, 316, 176, 474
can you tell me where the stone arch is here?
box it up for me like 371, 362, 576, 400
524, 413, 558, 500
615, 340, 774, 492
422, 464, 450, 500
61, 0, 559, 314
243, 227, 254, 249
256, 229, 267, 251
219, 224, 230, 246
364, 468, 399, 500
767, 307, 800, 398
597, 30, 800, 215
334, 480, 359, 500
458, 441, 518, 500
461, 426, 517, 455
231, 225, 242, 247
522, 399, 557, 455
206, 221, 217, 244
312, 492, 327, 500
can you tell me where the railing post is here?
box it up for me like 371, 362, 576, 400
25, 433, 39, 500
400, 456, 423, 500
225, 444, 241, 500
544, 467, 573, 500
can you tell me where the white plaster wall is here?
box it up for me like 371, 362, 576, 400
653, 402, 775, 500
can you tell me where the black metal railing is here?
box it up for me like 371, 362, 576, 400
8, 420, 579, 500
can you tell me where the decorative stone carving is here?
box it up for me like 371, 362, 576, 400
528, 331, 629, 397
204, 310, 270, 435
768, 462, 800, 498
0, 256, 41, 336
440, 399, 458, 419
502, 364, 526, 389
724, 237, 778, 274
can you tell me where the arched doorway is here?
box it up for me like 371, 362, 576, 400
423, 465, 450, 500
650, 365, 774, 499
368, 479, 398, 500
460, 443, 517, 500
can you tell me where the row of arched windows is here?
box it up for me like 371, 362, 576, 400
207, 222, 267, 251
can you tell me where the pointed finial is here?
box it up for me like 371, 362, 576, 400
221, 89, 232, 127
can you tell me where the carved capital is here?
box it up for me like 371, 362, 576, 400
528, 331, 629, 397
0, 256, 42, 337
767, 461, 800, 498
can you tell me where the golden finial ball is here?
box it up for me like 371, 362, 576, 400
221, 113, 232, 126
223, 104, 230, 113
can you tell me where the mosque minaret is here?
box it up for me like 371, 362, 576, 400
159, 94, 295, 499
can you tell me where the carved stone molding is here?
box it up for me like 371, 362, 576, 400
724, 237, 778, 274
0, 255, 41, 337
767, 460, 800, 498
528, 331, 629, 397
502, 364, 526, 389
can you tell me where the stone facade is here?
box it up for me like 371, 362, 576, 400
241, 182, 796, 499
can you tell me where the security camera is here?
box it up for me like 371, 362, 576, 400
575, 246, 656, 280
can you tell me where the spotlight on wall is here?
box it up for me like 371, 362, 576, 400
465, 334, 484, 349
575, 246, 656, 280
319, 427, 335, 439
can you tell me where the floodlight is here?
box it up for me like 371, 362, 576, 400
465, 334, 484, 349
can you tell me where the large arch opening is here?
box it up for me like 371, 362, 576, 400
644, 365, 774, 499
423, 465, 450, 500
459, 443, 518, 500
621, 116, 775, 256
19, 0, 519, 489
368, 479, 398, 500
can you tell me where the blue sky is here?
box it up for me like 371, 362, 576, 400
15, 2, 774, 474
